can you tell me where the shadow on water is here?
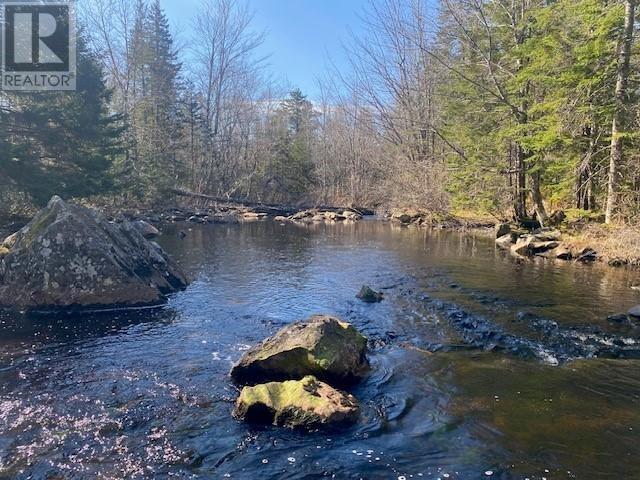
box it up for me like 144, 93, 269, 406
0, 220, 639, 479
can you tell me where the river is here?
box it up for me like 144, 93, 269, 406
1, 219, 639, 479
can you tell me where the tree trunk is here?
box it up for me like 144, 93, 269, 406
530, 170, 548, 226
576, 125, 597, 210
513, 143, 528, 221
605, 0, 636, 224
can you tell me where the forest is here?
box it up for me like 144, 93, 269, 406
1, 0, 638, 227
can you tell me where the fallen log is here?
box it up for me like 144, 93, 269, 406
170, 188, 374, 216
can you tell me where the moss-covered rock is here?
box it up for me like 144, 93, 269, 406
233, 375, 359, 428
2, 232, 17, 249
356, 285, 383, 303
0, 196, 189, 312
230, 314, 369, 385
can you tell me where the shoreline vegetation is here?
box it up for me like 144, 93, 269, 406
1, 0, 639, 273
3, 196, 640, 272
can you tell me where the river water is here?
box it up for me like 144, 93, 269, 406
1, 220, 639, 479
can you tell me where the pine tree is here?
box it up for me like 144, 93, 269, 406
127, 0, 182, 203
262, 90, 317, 202
0, 36, 124, 207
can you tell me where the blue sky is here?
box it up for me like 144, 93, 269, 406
163, 0, 370, 99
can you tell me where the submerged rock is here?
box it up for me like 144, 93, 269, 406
607, 313, 632, 326
0, 196, 189, 312
356, 285, 384, 303
230, 314, 369, 385
233, 375, 359, 428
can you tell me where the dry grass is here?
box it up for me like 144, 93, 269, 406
563, 223, 640, 266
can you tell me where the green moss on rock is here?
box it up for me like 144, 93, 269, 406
230, 315, 369, 385
233, 375, 359, 428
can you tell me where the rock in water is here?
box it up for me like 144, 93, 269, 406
2, 232, 18, 248
0, 196, 189, 311
495, 223, 511, 238
511, 235, 559, 256
233, 375, 359, 428
495, 234, 515, 249
230, 314, 369, 385
356, 285, 384, 303
627, 305, 640, 320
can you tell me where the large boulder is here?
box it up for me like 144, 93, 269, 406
390, 209, 423, 225
233, 375, 359, 429
230, 315, 369, 385
0, 196, 189, 311
511, 235, 559, 257
131, 220, 160, 239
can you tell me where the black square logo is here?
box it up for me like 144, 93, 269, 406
1, 1, 76, 91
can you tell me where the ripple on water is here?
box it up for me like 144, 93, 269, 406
0, 221, 639, 479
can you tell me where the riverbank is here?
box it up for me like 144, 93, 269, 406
3, 200, 640, 270
384, 207, 640, 269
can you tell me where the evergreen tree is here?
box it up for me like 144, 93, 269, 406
262, 90, 317, 202
0, 36, 124, 207
128, 0, 183, 203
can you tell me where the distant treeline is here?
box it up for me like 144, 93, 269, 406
1, 0, 638, 226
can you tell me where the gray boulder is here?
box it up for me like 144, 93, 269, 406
230, 314, 369, 385
131, 220, 160, 239
576, 248, 597, 262
511, 235, 559, 256
0, 196, 189, 312
627, 305, 640, 319
495, 233, 515, 249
